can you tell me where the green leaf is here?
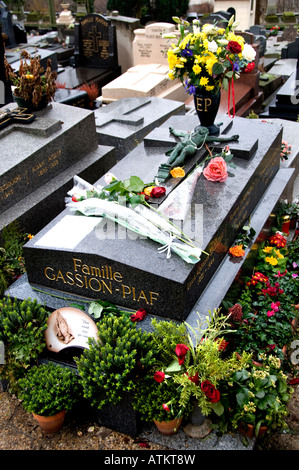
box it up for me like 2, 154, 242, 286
124, 176, 144, 193
88, 301, 104, 319
165, 359, 182, 373
212, 62, 224, 75
211, 401, 224, 416
222, 77, 229, 91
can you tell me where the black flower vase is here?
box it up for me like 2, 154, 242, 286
194, 88, 221, 136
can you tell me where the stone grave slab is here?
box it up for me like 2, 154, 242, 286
7, 46, 58, 73
263, 72, 299, 121
94, 96, 185, 160
0, 144, 115, 235
101, 63, 187, 104
22, 114, 282, 322
0, 102, 98, 213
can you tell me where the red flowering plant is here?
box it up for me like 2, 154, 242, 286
149, 311, 250, 419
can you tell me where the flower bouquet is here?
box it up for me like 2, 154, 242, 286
66, 174, 204, 264
164, 16, 256, 96
163, 16, 256, 127
5, 50, 57, 111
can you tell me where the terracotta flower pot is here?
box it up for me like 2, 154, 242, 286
153, 417, 183, 435
239, 423, 268, 438
32, 409, 66, 433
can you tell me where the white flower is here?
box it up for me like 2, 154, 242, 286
242, 43, 256, 62
217, 39, 229, 46
208, 40, 218, 53
104, 172, 117, 184
202, 23, 219, 35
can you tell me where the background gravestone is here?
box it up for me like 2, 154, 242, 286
0, 1, 16, 47
75, 13, 119, 71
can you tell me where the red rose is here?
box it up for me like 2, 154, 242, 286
227, 40, 242, 54
151, 186, 166, 198
154, 371, 165, 383
201, 380, 220, 403
203, 156, 228, 182
244, 62, 255, 73
175, 343, 190, 365
130, 308, 147, 322
188, 372, 199, 386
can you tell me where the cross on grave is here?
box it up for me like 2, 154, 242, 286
0, 107, 36, 130
83, 25, 109, 59
94, 98, 152, 128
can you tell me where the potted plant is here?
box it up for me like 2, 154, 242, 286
18, 362, 80, 433
4, 49, 57, 111
215, 354, 292, 438
132, 373, 193, 435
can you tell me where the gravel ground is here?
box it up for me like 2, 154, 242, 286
1, 380, 299, 452
0, 391, 168, 451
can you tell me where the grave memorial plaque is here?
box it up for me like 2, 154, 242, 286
23, 114, 283, 322
77, 14, 118, 70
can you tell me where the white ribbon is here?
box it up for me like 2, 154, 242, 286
157, 233, 176, 259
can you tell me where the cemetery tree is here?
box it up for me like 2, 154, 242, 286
106, 0, 149, 18
151, 0, 189, 23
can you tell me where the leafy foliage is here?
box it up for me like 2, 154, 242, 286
76, 315, 158, 409
18, 363, 80, 416
0, 297, 49, 389
0, 222, 29, 296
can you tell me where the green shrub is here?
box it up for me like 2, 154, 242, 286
18, 363, 80, 416
76, 315, 158, 410
0, 297, 49, 389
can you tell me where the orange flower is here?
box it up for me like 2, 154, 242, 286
229, 244, 245, 257
170, 167, 185, 178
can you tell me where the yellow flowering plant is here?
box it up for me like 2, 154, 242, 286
164, 16, 256, 95
256, 243, 287, 274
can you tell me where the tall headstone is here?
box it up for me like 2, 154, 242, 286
75, 13, 119, 71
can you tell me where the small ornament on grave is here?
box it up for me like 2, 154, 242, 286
156, 126, 239, 182
163, 16, 256, 127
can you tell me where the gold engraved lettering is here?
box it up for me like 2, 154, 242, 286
43, 261, 158, 306
196, 97, 212, 112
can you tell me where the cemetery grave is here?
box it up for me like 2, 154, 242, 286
1, 10, 299, 449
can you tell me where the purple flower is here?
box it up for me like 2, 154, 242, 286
184, 80, 196, 95
293, 262, 298, 268
292, 273, 298, 278
181, 46, 193, 57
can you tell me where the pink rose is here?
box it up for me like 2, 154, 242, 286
203, 157, 228, 182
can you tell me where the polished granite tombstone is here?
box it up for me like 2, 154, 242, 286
0, 101, 115, 234
94, 96, 185, 160
261, 71, 299, 121
22, 113, 283, 322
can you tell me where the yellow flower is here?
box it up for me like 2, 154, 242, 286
170, 167, 185, 178
205, 56, 217, 75
143, 186, 155, 196
265, 256, 278, 266
168, 72, 175, 80
199, 76, 209, 87
167, 50, 179, 69
205, 85, 215, 91
192, 64, 202, 74
274, 249, 284, 259
263, 246, 273, 253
